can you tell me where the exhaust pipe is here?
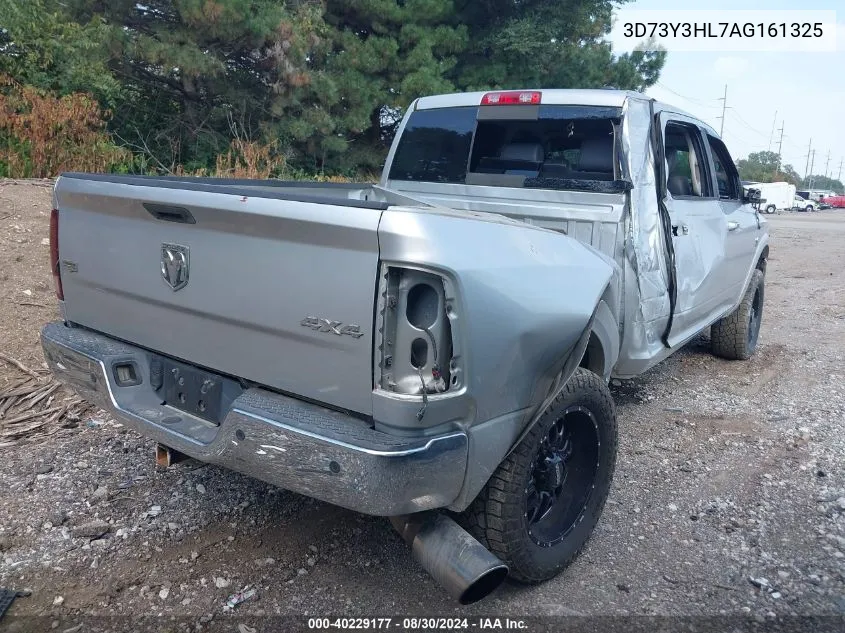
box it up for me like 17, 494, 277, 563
391, 513, 509, 605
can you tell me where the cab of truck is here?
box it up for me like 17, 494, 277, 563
382, 89, 766, 371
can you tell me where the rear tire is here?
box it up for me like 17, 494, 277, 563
806, 205, 814, 213
711, 269, 764, 360
765, 205, 776, 215
464, 368, 617, 583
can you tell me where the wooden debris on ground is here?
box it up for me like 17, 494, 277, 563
0, 352, 93, 445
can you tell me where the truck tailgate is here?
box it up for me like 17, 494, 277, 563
54, 175, 383, 415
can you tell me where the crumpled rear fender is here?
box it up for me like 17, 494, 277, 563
378, 207, 615, 426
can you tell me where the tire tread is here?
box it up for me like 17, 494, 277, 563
711, 269, 764, 360
464, 368, 617, 584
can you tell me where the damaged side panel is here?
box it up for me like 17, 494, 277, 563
376, 208, 614, 511
657, 111, 750, 347
375, 207, 613, 430
615, 97, 672, 374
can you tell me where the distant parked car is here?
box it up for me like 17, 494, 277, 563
823, 195, 845, 208
793, 196, 818, 212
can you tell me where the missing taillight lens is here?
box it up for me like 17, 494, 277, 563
377, 267, 455, 395
49, 208, 63, 300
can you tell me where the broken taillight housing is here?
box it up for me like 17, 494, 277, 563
375, 265, 463, 396
49, 208, 64, 300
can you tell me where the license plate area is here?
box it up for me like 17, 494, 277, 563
158, 359, 226, 424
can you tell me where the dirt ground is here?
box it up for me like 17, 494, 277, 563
0, 180, 844, 632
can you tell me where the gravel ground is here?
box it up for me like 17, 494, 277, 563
0, 181, 843, 632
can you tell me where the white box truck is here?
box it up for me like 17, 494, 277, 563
745, 182, 796, 214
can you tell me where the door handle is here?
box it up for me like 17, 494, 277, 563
727, 221, 740, 231
144, 203, 196, 224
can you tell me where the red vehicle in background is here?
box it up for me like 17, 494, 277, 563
820, 195, 845, 208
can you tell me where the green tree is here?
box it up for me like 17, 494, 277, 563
451, 0, 665, 91
287, 0, 468, 171
736, 151, 801, 185
801, 174, 844, 194
58, 0, 317, 171
0, 0, 668, 174
779, 164, 802, 186
333, 0, 666, 166
0, 0, 122, 105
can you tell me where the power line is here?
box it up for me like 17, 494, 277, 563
718, 109, 773, 150
656, 81, 827, 166
725, 107, 801, 155
655, 82, 721, 108
780, 135, 807, 154
719, 127, 802, 167
768, 111, 778, 151
728, 109, 770, 139
720, 120, 780, 154
727, 111, 803, 154
719, 127, 769, 153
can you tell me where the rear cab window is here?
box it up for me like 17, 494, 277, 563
387, 104, 627, 193
387, 108, 477, 185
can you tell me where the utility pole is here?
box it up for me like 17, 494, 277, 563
774, 124, 784, 177
838, 158, 843, 182
804, 138, 812, 181
824, 150, 831, 180
768, 110, 778, 152
717, 84, 727, 137
808, 150, 815, 190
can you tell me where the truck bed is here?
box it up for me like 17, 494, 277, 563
60, 172, 391, 209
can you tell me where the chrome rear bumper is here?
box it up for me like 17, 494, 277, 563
40, 322, 468, 515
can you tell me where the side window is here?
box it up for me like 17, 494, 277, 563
706, 135, 740, 200
664, 122, 712, 198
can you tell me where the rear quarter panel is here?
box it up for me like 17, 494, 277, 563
377, 207, 614, 426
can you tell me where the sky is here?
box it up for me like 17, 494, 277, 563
610, 0, 845, 181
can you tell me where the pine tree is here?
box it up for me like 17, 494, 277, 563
451, 0, 665, 91
0, 0, 667, 174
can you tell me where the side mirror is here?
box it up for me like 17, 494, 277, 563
743, 188, 761, 205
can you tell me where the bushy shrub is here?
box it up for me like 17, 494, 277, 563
0, 75, 130, 178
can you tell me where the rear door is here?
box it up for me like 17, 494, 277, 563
703, 133, 760, 306
659, 114, 736, 345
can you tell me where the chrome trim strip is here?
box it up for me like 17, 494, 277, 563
232, 407, 465, 458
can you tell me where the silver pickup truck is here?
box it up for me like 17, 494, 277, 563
42, 89, 768, 604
